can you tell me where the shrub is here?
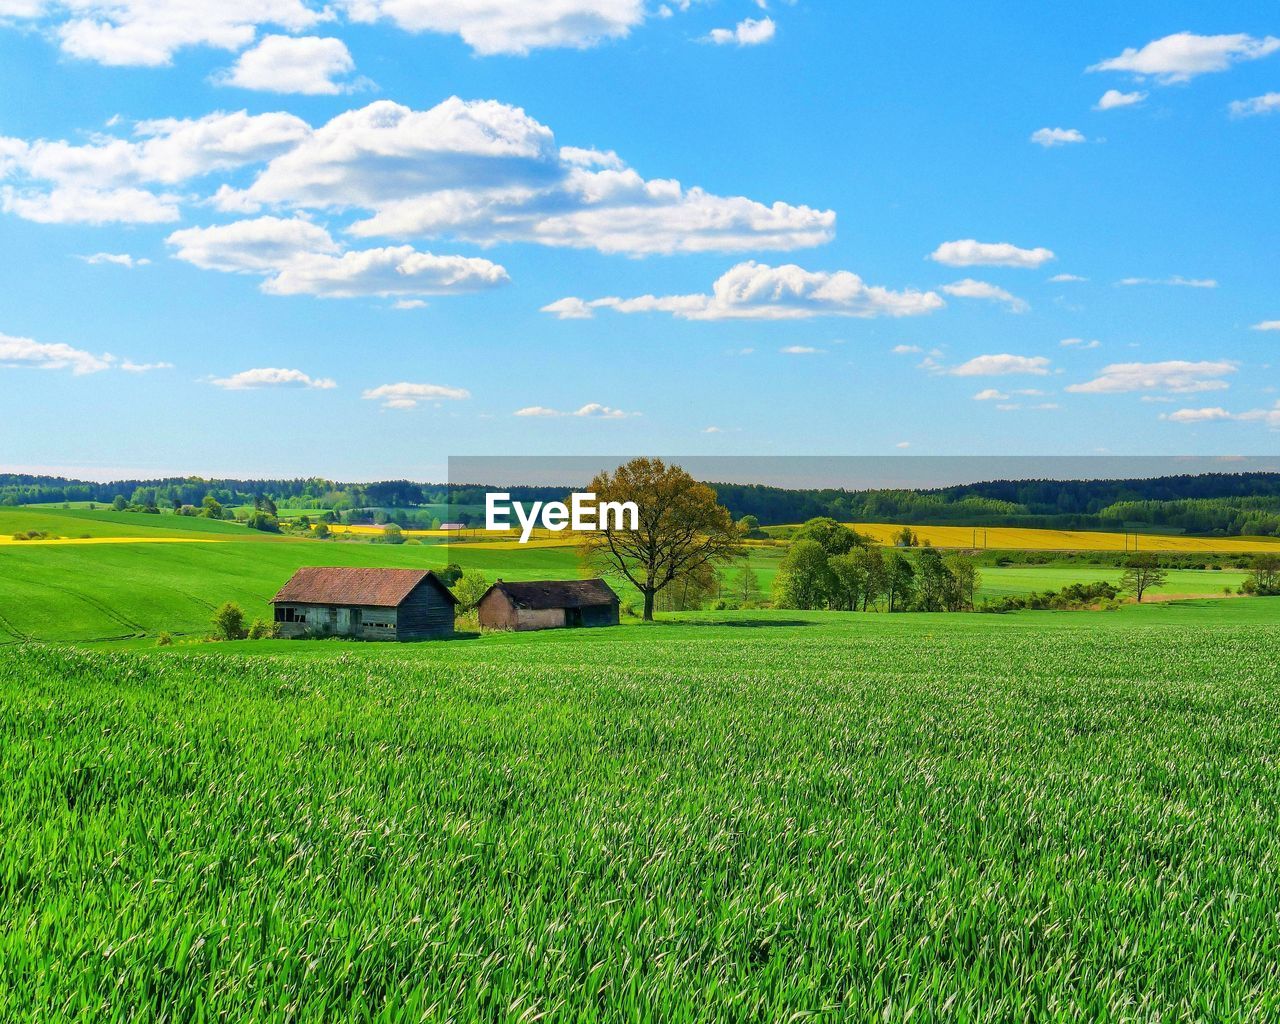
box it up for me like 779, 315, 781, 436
211, 602, 247, 641
155, 632, 173, 647
247, 618, 278, 640
451, 570, 490, 611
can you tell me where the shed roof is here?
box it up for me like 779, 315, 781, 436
272, 567, 457, 608
487, 578, 619, 610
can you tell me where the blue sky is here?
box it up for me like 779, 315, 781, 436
0, 1, 1277, 480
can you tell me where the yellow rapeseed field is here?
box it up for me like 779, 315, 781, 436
0, 537, 225, 546
848, 523, 1280, 553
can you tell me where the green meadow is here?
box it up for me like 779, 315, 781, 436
0, 506, 1259, 644
4, 606, 1280, 1021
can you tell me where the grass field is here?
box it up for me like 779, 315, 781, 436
0, 506, 1262, 644
4, 602, 1280, 1020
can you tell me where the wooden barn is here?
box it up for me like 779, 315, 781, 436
271, 567, 457, 641
477, 579, 620, 632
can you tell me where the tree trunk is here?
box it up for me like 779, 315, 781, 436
643, 589, 656, 621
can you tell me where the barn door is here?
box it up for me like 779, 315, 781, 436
352, 609, 363, 635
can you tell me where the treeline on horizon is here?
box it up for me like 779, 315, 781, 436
4, 471, 1280, 537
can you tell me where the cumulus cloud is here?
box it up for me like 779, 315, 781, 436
0, 109, 309, 223
0, 331, 112, 374
514, 402, 633, 418
929, 239, 1054, 269
706, 16, 775, 46
215, 35, 358, 95
1163, 407, 1235, 423
213, 99, 834, 255
1089, 32, 1280, 84
1117, 275, 1217, 288
3, 99, 832, 255
1060, 337, 1100, 349
780, 345, 822, 354
78, 251, 151, 267
891, 344, 921, 354
1067, 360, 1237, 395
941, 278, 1028, 313
948, 354, 1051, 377
1030, 127, 1086, 147
1252, 320, 1280, 331
543, 261, 944, 322
1230, 93, 1280, 118
166, 216, 508, 299
210, 366, 337, 390
340, 0, 649, 56
25, 0, 325, 67
1095, 89, 1147, 110
1049, 273, 1087, 282
362, 381, 470, 409
973, 388, 1009, 401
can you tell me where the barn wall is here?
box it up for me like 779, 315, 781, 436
396, 581, 455, 640
580, 603, 620, 628
477, 591, 517, 631
515, 608, 567, 631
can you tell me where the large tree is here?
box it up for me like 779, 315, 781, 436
1120, 553, 1168, 603
581, 458, 743, 621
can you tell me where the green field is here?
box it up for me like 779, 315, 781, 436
0, 506, 1260, 644
4, 604, 1280, 1021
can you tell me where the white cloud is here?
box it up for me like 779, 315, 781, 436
31, 0, 326, 67
215, 98, 833, 256
948, 354, 1051, 377
941, 278, 1028, 313
703, 426, 722, 433
973, 388, 1009, 401
1049, 273, 1087, 282
3, 99, 831, 256
514, 402, 633, 418
929, 239, 1054, 269
211, 366, 337, 390
1117, 275, 1217, 288
167, 216, 508, 298
540, 296, 594, 320
780, 345, 822, 354
1164, 403, 1280, 428
1163, 407, 1235, 423
1095, 89, 1147, 110
1252, 320, 1280, 331
1230, 93, 1280, 118
120, 359, 173, 372
2, 185, 180, 224
707, 16, 774, 46
1030, 127, 1086, 147
1060, 337, 1100, 349
340, 0, 648, 56
1067, 360, 1238, 395
0, 331, 112, 374
891, 344, 921, 354
0, 109, 310, 223
392, 298, 427, 310
545, 261, 944, 322
79, 251, 151, 267
894, 441, 911, 449
1089, 32, 1280, 84
362, 381, 470, 409
215, 35, 358, 95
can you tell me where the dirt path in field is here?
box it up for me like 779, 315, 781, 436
1143, 591, 1246, 603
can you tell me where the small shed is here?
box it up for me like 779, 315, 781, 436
477, 579, 620, 632
271, 567, 456, 641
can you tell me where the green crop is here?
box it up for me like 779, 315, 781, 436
3, 608, 1280, 1021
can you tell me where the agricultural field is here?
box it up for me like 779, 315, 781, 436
846, 522, 1280, 553
3, 603, 1280, 1021
0, 505, 1266, 644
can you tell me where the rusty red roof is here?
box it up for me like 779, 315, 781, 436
487, 579, 618, 610
272, 567, 457, 608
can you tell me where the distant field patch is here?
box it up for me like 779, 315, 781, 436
848, 523, 1280, 553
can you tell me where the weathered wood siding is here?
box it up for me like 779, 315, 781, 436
395, 579, 456, 640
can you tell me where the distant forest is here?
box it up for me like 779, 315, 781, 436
4, 472, 1280, 536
